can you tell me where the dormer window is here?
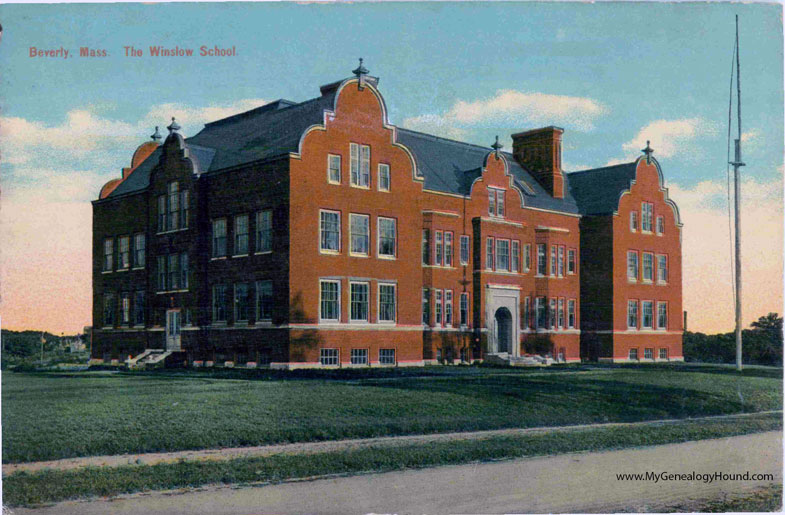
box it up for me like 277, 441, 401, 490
488, 188, 505, 217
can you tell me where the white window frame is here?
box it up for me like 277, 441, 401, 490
435, 231, 443, 266
642, 202, 653, 232
557, 245, 564, 277
349, 281, 370, 323
212, 284, 228, 323
549, 299, 557, 330
422, 288, 430, 326
133, 233, 146, 268
630, 211, 638, 232
379, 348, 396, 365
103, 238, 114, 272
535, 297, 546, 329
319, 280, 341, 323
657, 255, 668, 284
256, 210, 273, 254
657, 302, 668, 330
234, 214, 249, 257
320, 348, 339, 366
327, 154, 341, 185
642, 300, 653, 329
377, 217, 397, 259
422, 229, 430, 265
460, 292, 469, 327
511, 241, 520, 273
117, 235, 130, 270
567, 248, 576, 274
524, 243, 531, 273
435, 290, 443, 326
627, 251, 639, 282
550, 245, 557, 277
629, 348, 639, 360
349, 213, 370, 257
319, 210, 341, 254
444, 290, 453, 327
627, 300, 638, 329
486, 237, 494, 271
444, 232, 453, 267
644, 348, 654, 360
496, 239, 510, 272
568, 299, 576, 329
351, 348, 369, 365
256, 280, 273, 322
212, 218, 227, 258
523, 296, 530, 329
659, 348, 668, 360
234, 282, 250, 323
488, 190, 496, 216
656, 216, 664, 235
378, 282, 396, 324
378, 163, 390, 192
460, 235, 470, 265
642, 252, 654, 282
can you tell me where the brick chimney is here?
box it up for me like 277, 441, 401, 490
511, 126, 564, 199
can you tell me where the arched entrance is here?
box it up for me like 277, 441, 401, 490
495, 307, 513, 353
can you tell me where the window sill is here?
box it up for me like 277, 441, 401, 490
211, 256, 227, 261
641, 230, 653, 235
255, 251, 272, 256
349, 253, 370, 258
657, 281, 668, 286
377, 320, 396, 325
156, 228, 189, 236
131, 267, 145, 271
116, 268, 130, 273
378, 255, 396, 260
233, 254, 249, 258
348, 320, 371, 324
319, 319, 340, 324
378, 188, 390, 193
156, 289, 190, 295
255, 320, 274, 326
319, 249, 341, 255
350, 185, 371, 190
327, 180, 341, 186
102, 270, 112, 274
628, 279, 638, 284
642, 279, 653, 284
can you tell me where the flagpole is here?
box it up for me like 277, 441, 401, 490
732, 15, 744, 371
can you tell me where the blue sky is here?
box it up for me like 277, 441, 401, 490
0, 1, 782, 333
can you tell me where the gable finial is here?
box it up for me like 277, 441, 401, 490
491, 135, 503, 159
151, 126, 162, 142
353, 57, 369, 78
642, 140, 654, 164
167, 117, 181, 134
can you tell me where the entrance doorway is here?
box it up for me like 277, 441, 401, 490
165, 310, 181, 351
495, 307, 512, 353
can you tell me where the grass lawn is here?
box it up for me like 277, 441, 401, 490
4, 412, 781, 507
2, 363, 782, 463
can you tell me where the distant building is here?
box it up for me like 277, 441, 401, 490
91, 64, 683, 368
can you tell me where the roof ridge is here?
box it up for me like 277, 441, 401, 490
397, 127, 495, 153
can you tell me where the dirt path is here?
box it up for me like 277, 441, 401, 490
3, 410, 780, 476
11, 430, 782, 514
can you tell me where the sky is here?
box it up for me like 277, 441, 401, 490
0, 1, 782, 334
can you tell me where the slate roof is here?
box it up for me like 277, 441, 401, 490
566, 162, 638, 215
106, 78, 619, 217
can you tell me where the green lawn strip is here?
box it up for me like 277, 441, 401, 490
5, 412, 781, 508
658, 483, 782, 513
4, 365, 782, 463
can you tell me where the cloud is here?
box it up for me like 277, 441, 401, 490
668, 174, 783, 333
620, 118, 717, 161
401, 90, 608, 138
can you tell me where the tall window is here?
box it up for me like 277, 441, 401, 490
256, 210, 272, 253
657, 302, 668, 329
550, 246, 557, 276
234, 283, 250, 322
627, 300, 638, 329
180, 189, 189, 229
629, 348, 639, 360
567, 249, 576, 274
497, 190, 505, 216
460, 293, 468, 326
212, 284, 228, 323
103, 293, 115, 326
121, 292, 131, 325
435, 290, 443, 325
627, 251, 639, 281
422, 229, 430, 265
536, 244, 546, 275
659, 348, 668, 359
350, 282, 369, 321
157, 256, 166, 291
422, 288, 430, 325
568, 299, 576, 328
103, 238, 113, 272
444, 232, 453, 267
180, 253, 189, 289
523, 296, 530, 329
488, 189, 505, 217
168, 253, 180, 290
657, 255, 668, 283
378, 283, 396, 323
256, 280, 273, 321
536, 297, 546, 329
435, 231, 443, 265
444, 290, 453, 326
496, 239, 510, 272
320, 280, 340, 322
524, 244, 531, 272
656, 216, 664, 234
549, 299, 556, 329
167, 181, 180, 231
558, 298, 564, 329
118, 236, 130, 270
511, 241, 520, 273
212, 219, 227, 258
488, 190, 496, 216
642, 301, 653, 328
350, 143, 370, 187
320, 210, 340, 252
378, 163, 390, 191
378, 218, 396, 258
157, 196, 167, 232
134, 233, 145, 268
642, 202, 653, 232
486, 238, 494, 270
234, 215, 249, 255
642, 252, 653, 282
350, 214, 369, 255
557, 246, 564, 277
630, 211, 638, 232
460, 235, 470, 265
644, 348, 654, 360
328, 154, 341, 184
134, 291, 145, 326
